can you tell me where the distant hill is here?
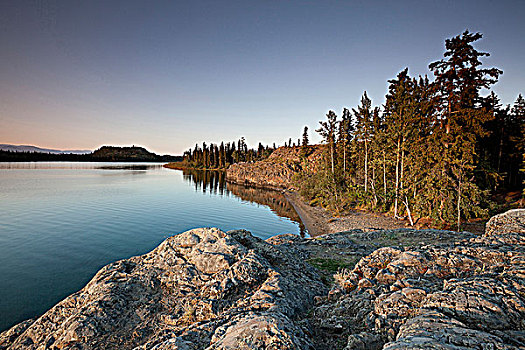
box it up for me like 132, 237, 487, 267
0, 145, 182, 162
0, 144, 91, 154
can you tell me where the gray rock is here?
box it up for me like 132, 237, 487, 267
2, 209, 524, 349
1, 228, 325, 349
485, 209, 525, 237
308, 209, 525, 349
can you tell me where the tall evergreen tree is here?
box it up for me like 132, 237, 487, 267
316, 111, 339, 174
353, 92, 373, 192
338, 108, 354, 175
429, 30, 502, 230
383, 69, 419, 219
301, 126, 309, 158
511, 94, 525, 196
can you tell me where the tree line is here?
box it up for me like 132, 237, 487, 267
296, 31, 524, 229
181, 137, 275, 169
181, 135, 309, 169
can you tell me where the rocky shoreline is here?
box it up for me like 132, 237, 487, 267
1, 209, 524, 349
164, 158, 405, 236
284, 191, 405, 237
226, 146, 323, 191
0, 228, 326, 349
225, 146, 407, 237
305, 209, 525, 349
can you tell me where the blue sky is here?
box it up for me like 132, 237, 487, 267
1, 0, 523, 154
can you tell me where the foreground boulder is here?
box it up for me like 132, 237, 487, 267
1, 209, 524, 349
0, 228, 325, 349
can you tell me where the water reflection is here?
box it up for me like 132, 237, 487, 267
0, 162, 165, 170
181, 168, 307, 237
0, 162, 304, 332
182, 168, 228, 195
96, 165, 161, 170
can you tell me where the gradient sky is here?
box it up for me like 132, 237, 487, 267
1, 0, 524, 154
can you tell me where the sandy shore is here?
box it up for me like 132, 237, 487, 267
285, 191, 405, 236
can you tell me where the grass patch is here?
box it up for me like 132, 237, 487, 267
307, 258, 351, 272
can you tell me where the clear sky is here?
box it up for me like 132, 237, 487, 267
1, 0, 524, 154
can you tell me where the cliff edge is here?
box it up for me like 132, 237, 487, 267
226, 146, 323, 190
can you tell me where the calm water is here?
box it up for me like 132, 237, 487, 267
0, 162, 304, 332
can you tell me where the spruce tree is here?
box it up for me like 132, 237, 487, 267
301, 126, 309, 158
219, 142, 225, 168
383, 69, 418, 219
353, 92, 373, 192
338, 108, 354, 176
429, 30, 502, 230
511, 94, 525, 195
368, 106, 384, 208
316, 111, 339, 174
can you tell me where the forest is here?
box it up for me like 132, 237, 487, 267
295, 31, 524, 229
178, 137, 275, 169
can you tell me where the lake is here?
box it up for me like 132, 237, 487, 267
0, 162, 305, 332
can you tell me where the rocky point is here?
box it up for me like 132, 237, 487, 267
226, 146, 324, 190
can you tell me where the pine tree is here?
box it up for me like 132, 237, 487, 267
480, 92, 516, 189
429, 30, 502, 230
338, 108, 354, 176
383, 69, 419, 219
301, 126, 309, 158
353, 92, 373, 192
511, 94, 525, 197
316, 111, 339, 174
369, 106, 383, 208
219, 142, 225, 168
257, 142, 264, 159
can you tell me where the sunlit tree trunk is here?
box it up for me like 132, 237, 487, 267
364, 139, 368, 192
394, 137, 401, 218
457, 169, 462, 232
400, 142, 405, 199
330, 142, 335, 174
403, 196, 414, 226
343, 145, 346, 175
383, 150, 387, 198
372, 165, 378, 206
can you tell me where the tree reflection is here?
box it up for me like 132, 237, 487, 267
181, 168, 307, 237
